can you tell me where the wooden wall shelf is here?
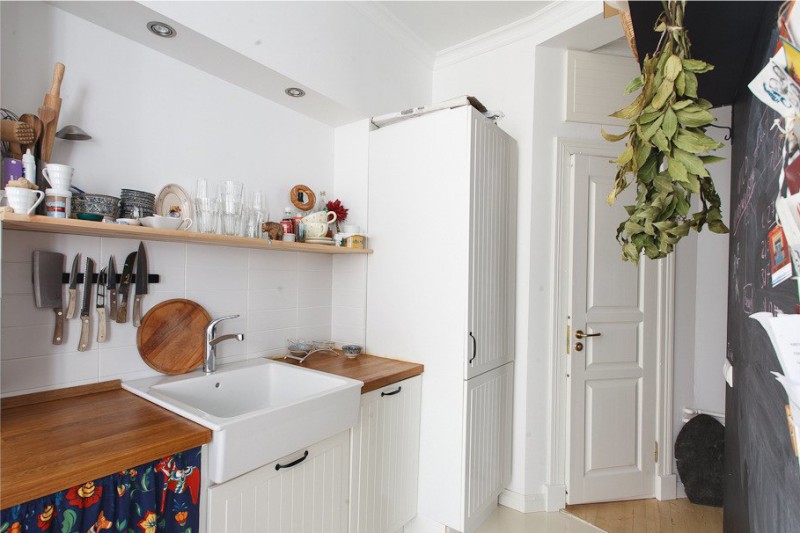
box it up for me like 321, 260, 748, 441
0, 214, 372, 254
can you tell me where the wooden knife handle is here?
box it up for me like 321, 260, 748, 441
109, 289, 118, 321
52, 308, 64, 345
78, 316, 90, 352
117, 292, 129, 324
49, 63, 65, 97
133, 295, 143, 327
66, 288, 77, 319
97, 307, 107, 343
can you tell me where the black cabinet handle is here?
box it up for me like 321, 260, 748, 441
469, 332, 477, 363
381, 386, 402, 397
275, 450, 309, 471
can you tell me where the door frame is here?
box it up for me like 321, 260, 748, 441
545, 138, 677, 510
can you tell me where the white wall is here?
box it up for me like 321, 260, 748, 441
1, 1, 334, 221
1, 230, 333, 395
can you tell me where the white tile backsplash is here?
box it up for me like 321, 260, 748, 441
0, 230, 360, 397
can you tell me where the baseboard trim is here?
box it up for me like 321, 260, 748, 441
656, 474, 678, 500
545, 483, 567, 511
498, 489, 545, 513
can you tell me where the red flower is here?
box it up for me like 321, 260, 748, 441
326, 199, 348, 223
66, 481, 102, 508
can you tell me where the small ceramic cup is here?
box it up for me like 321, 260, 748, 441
5, 187, 45, 214
302, 210, 337, 226
304, 222, 329, 239
42, 164, 74, 190
140, 214, 193, 230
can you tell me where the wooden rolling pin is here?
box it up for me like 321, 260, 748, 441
39, 62, 65, 162
1, 120, 35, 144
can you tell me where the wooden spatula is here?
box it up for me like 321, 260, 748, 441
1, 120, 34, 144
39, 63, 65, 162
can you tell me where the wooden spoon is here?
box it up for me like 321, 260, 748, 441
18, 114, 42, 158
37, 105, 57, 163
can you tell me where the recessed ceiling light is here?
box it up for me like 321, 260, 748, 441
147, 21, 177, 38
285, 87, 306, 98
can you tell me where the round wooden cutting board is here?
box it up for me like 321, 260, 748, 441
137, 299, 212, 374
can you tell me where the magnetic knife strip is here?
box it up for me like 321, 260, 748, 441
61, 273, 160, 284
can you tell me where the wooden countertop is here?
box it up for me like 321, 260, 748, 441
277, 352, 423, 394
0, 381, 212, 509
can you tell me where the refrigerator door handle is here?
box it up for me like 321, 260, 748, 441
469, 331, 477, 363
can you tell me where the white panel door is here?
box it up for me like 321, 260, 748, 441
466, 109, 518, 380
567, 154, 658, 504
463, 362, 514, 533
349, 376, 422, 533
207, 431, 350, 533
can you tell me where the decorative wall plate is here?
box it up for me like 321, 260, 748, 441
155, 184, 194, 220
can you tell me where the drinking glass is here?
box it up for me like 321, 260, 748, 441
219, 180, 244, 236
194, 179, 218, 234
243, 190, 264, 238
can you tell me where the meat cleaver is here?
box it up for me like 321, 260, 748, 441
32, 250, 65, 345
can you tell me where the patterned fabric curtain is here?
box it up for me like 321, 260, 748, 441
1, 447, 201, 533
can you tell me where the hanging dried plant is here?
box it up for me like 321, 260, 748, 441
603, 0, 728, 264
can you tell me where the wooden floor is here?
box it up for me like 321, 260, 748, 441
566, 498, 723, 533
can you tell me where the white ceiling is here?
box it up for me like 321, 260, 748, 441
378, 1, 551, 53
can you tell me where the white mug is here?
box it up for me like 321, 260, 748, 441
304, 222, 329, 239
42, 164, 74, 190
302, 210, 337, 226
5, 187, 45, 214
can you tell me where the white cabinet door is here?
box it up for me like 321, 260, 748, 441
350, 376, 422, 533
207, 431, 350, 533
463, 362, 514, 533
466, 110, 517, 380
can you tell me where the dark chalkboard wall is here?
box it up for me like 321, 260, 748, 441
725, 3, 800, 532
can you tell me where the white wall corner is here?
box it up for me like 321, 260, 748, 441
656, 474, 678, 501
499, 488, 546, 513
545, 484, 567, 512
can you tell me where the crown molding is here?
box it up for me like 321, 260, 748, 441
347, 2, 437, 70
434, 1, 604, 70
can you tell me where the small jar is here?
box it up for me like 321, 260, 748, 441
45, 189, 71, 218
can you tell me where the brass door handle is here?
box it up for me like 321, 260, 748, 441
575, 330, 601, 339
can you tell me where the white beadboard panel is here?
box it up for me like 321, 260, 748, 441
1, 350, 99, 393
297, 252, 333, 272
3, 261, 34, 295
566, 50, 640, 126
299, 287, 333, 308
99, 346, 161, 379
2, 230, 100, 263
248, 308, 300, 332
350, 376, 422, 533
249, 249, 298, 271
248, 269, 299, 292
207, 430, 350, 533
463, 362, 514, 533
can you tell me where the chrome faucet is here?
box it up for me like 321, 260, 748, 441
205, 315, 244, 374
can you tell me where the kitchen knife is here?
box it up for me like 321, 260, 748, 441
96, 268, 107, 343
32, 250, 65, 345
65, 254, 80, 319
133, 242, 148, 327
78, 257, 94, 352
107, 256, 118, 321
116, 251, 137, 324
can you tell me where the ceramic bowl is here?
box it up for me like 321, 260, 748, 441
140, 215, 191, 230
72, 194, 121, 219
341, 344, 363, 358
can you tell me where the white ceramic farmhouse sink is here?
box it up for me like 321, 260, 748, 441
123, 357, 362, 483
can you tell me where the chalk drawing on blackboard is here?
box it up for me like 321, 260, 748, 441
744, 283, 755, 313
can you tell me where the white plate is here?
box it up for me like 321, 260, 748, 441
305, 239, 334, 245
155, 184, 194, 221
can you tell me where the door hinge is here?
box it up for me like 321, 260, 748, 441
654, 441, 659, 463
